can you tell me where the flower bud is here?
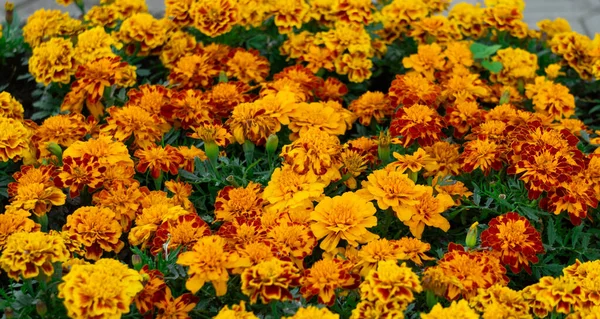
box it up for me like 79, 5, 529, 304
5, 2, 14, 25
131, 254, 142, 269
5, 307, 14, 318
47, 142, 63, 164
498, 89, 510, 105
466, 221, 479, 249
204, 141, 219, 166
378, 130, 391, 164
35, 300, 47, 316
265, 134, 279, 156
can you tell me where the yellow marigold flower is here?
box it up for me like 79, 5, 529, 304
357, 168, 428, 211
74, 26, 121, 65
289, 101, 347, 139
129, 195, 189, 249
190, 0, 239, 37
549, 32, 595, 80
225, 49, 271, 84
241, 258, 301, 304
110, 0, 149, 18
214, 182, 265, 222
177, 235, 250, 295
379, 0, 428, 42
340, 148, 368, 190
563, 259, 600, 308
168, 52, 219, 89
319, 22, 372, 57
484, 0, 525, 12
32, 114, 89, 160
160, 31, 197, 69
361, 260, 422, 308
256, 91, 298, 127
7, 182, 66, 217
62, 134, 133, 168
300, 258, 358, 306
301, 45, 335, 73
422, 141, 462, 177
189, 123, 232, 148
423, 0, 451, 12
388, 73, 441, 108
238, 0, 272, 28
0, 211, 40, 250
522, 275, 584, 317
267, 220, 317, 267
460, 138, 504, 175
396, 186, 454, 239
538, 18, 571, 38
335, 51, 373, 83
545, 63, 565, 79
356, 238, 406, 277
84, 5, 120, 28
281, 128, 342, 182
165, 0, 194, 26
23, 9, 81, 48
335, 0, 373, 25
151, 213, 211, 256
213, 301, 258, 319
525, 76, 575, 120
284, 306, 339, 319
59, 259, 143, 319
62, 57, 137, 118
391, 148, 430, 174
272, 0, 310, 34
448, 3, 487, 39
207, 81, 252, 118
411, 16, 462, 45
421, 300, 479, 319
310, 192, 379, 252
28, 37, 76, 86
0, 92, 24, 120
93, 180, 147, 231
349, 91, 393, 126
0, 117, 30, 162
63, 206, 125, 261
470, 284, 531, 319
403, 43, 446, 81
491, 47, 538, 85
398, 237, 435, 265
0, 231, 69, 280
422, 243, 508, 300
280, 31, 314, 59
482, 5, 524, 34
350, 299, 406, 319
263, 165, 326, 213
227, 102, 281, 145
102, 105, 169, 149
116, 13, 167, 56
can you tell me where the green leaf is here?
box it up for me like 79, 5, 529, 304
470, 43, 502, 59
547, 218, 556, 246
482, 60, 503, 74
136, 68, 151, 77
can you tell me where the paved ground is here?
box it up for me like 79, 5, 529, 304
11, 0, 600, 37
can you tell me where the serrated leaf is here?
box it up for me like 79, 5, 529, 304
547, 218, 556, 246
136, 68, 151, 76
178, 169, 202, 183
571, 224, 584, 248
470, 43, 502, 59
482, 60, 503, 73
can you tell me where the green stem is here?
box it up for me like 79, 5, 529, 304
35, 214, 49, 232
243, 140, 255, 164
153, 172, 163, 191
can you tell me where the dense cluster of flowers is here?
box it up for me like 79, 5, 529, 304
1, 0, 600, 318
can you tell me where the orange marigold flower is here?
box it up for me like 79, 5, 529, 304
177, 145, 208, 173
395, 186, 454, 239
525, 76, 575, 120
238, 0, 272, 28
116, 13, 167, 56
391, 148, 430, 174
441, 73, 491, 103
0, 92, 24, 120
267, 220, 317, 266
422, 300, 479, 319
207, 81, 252, 118
152, 213, 211, 256
241, 259, 301, 304
160, 30, 197, 68
444, 100, 487, 138
129, 194, 189, 249
357, 168, 428, 211
396, 237, 435, 266
101, 105, 169, 149
54, 154, 106, 198
135, 144, 184, 179
168, 52, 220, 89
227, 102, 281, 145
300, 258, 359, 306
360, 260, 422, 309
73, 26, 122, 66
281, 128, 342, 181
272, 0, 310, 34
316, 77, 349, 102
177, 235, 250, 295
93, 180, 147, 231
62, 56, 137, 119
411, 16, 462, 45
189, 123, 232, 147
213, 301, 258, 319
481, 212, 544, 274
0, 231, 69, 280
32, 114, 90, 160
340, 148, 368, 190
217, 217, 266, 249
563, 259, 600, 309
390, 104, 446, 148
310, 192, 379, 252
28, 37, 76, 86
263, 165, 326, 213
335, 0, 373, 25
460, 139, 504, 175
379, 0, 428, 42
482, 4, 524, 34
62, 206, 124, 260
289, 101, 347, 139
225, 48, 270, 84
7, 181, 66, 217
284, 306, 339, 319
350, 300, 406, 319
0, 211, 40, 250
355, 238, 406, 277
491, 47, 538, 85
126, 84, 172, 117
165, 0, 194, 26
190, 0, 239, 37
58, 259, 143, 319
162, 89, 215, 129
84, 5, 120, 28
402, 43, 446, 81
469, 284, 531, 319
154, 287, 199, 319
349, 91, 394, 126
0, 117, 30, 162
422, 141, 462, 177
334, 51, 373, 83
541, 177, 598, 226
388, 73, 441, 108
422, 243, 509, 300
134, 266, 166, 315
214, 182, 265, 222
522, 275, 584, 317
301, 44, 335, 73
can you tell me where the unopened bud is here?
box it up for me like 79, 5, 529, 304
466, 221, 479, 248
131, 254, 142, 269
498, 90, 510, 105
407, 169, 418, 183
204, 141, 219, 166
35, 300, 47, 316
5, 2, 13, 25
47, 142, 63, 165
378, 131, 391, 164
266, 134, 279, 156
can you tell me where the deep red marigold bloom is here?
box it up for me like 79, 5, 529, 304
54, 154, 107, 198
390, 104, 446, 147
459, 139, 504, 176
134, 265, 166, 316
481, 212, 545, 274
135, 144, 184, 179
541, 177, 599, 226
151, 213, 212, 256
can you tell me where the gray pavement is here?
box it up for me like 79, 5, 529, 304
10, 0, 600, 36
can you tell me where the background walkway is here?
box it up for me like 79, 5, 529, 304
11, 0, 600, 36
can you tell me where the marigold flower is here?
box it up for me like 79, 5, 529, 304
442, 73, 491, 102
542, 177, 598, 226
422, 141, 462, 177
227, 102, 281, 145
335, 0, 373, 25
0, 92, 24, 120
289, 101, 348, 139
310, 192, 379, 252
272, 0, 310, 34
23, 9, 81, 48
340, 149, 368, 190
129, 196, 189, 248
154, 287, 199, 319
469, 284, 531, 319
132, 145, 180, 180
284, 306, 339, 319
214, 182, 265, 222
316, 77, 349, 102
390, 104, 446, 147
357, 168, 428, 211
84, 5, 120, 28
396, 187, 454, 239
241, 259, 301, 304
281, 128, 342, 181
151, 213, 211, 256
398, 237, 436, 266
55, 154, 106, 197
74, 27, 121, 65
379, 0, 428, 42
207, 81, 252, 118
7, 182, 67, 217
388, 73, 441, 108
267, 221, 317, 267
177, 235, 250, 295
238, 0, 272, 28
169, 52, 220, 89
411, 16, 462, 45
334, 51, 373, 83
448, 3, 487, 39
525, 76, 575, 120
134, 267, 166, 314
360, 260, 422, 307
403, 43, 446, 81
213, 301, 258, 319
190, 0, 239, 37
263, 165, 326, 213
217, 217, 266, 249
549, 32, 595, 80
0, 211, 40, 250
460, 139, 504, 175
422, 243, 508, 300
349, 91, 393, 126
300, 258, 359, 305
301, 44, 335, 73
225, 48, 271, 84
491, 47, 538, 85
116, 13, 167, 55
32, 114, 90, 160
59, 259, 143, 319
93, 180, 146, 232
444, 100, 487, 138
28, 37, 76, 86
0, 117, 30, 162
563, 259, 600, 309
355, 239, 406, 277
522, 275, 584, 317
422, 300, 479, 319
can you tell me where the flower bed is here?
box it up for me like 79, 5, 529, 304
1, 0, 600, 318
